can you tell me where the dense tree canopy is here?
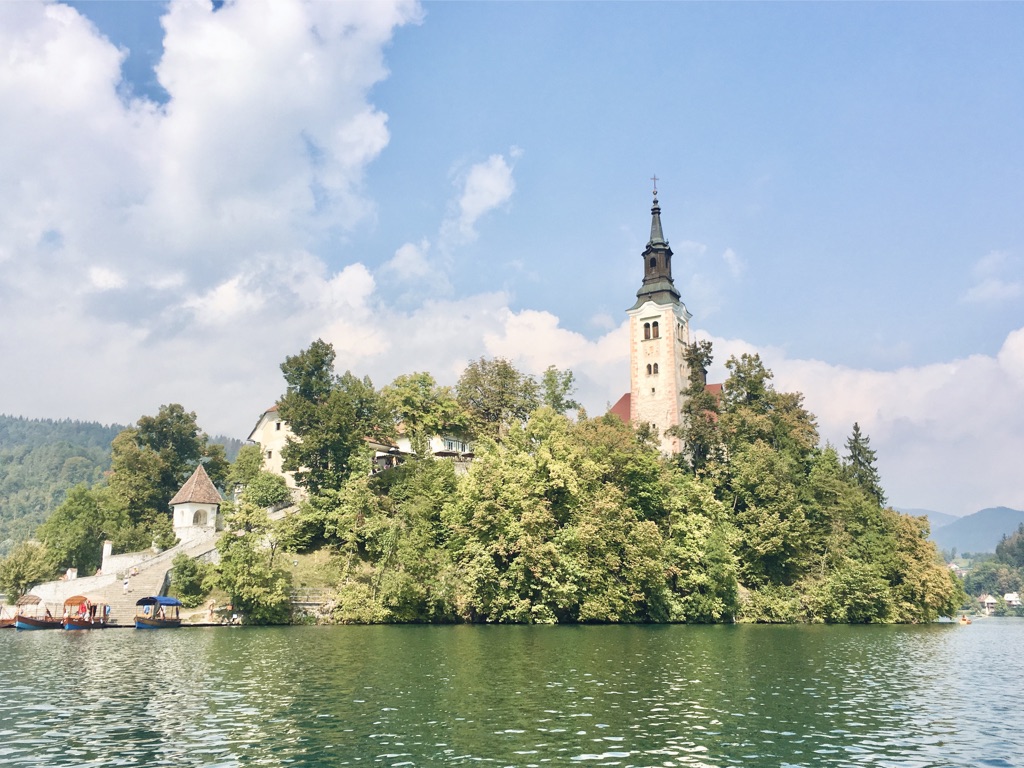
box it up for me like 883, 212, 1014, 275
261, 345, 960, 625
456, 357, 540, 441
2, 344, 965, 626
277, 339, 389, 494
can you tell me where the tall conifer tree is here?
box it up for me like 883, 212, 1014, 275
844, 422, 886, 506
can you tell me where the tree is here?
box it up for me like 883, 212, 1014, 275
277, 339, 389, 494
36, 485, 126, 574
0, 541, 54, 600
217, 502, 292, 624
227, 443, 266, 491
241, 471, 292, 509
995, 524, 1024, 569
169, 552, 215, 608
667, 340, 722, 473
456, 357, 539, 441
844, 422, 886, 506
380, 372, 467, 454
540, 366, 581, 415
108, 404, 229, 527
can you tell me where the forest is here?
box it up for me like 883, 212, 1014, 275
0, 339, 965, 624
0, 415, 125, 552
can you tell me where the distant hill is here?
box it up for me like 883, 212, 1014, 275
0, 414, 125, 551
897, 507, 960, 531
929, 507, 1024, 555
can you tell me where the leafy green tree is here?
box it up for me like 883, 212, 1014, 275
0, 541, 55, 600
667, 340, 722, 473
227, 444, 266, 490
815, 559, 894, 623
879, 511, 964, 621
107, 404, 229, 535
964, 559, 1023, 596
217, 502, 292, 624
36, 485, 127, 575
456, 357, 539, 441
277, 339, 388, 494
241, 471, 292, 509
661, 475, 739, 622
380, 372, 467, 454
843, 422, 886, 506
169, 552, 215, 608
726, 441, 809, 587
540, 365, 581, 415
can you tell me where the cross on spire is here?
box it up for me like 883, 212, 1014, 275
650, 174, 659, 195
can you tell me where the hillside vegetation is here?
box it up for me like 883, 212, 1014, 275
215, 340, 963, 625
0, 415, 124, 552
3, 341, 965, 625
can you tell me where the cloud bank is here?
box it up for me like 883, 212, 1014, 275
1, 0, 1020, 517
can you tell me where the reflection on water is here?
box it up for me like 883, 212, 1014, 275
1, 620, 1021, 767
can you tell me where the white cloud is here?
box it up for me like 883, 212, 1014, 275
721, 247, 745, 278
88, 266, 126, 291
1, 0, 1020, 524
442, 152, 517, 246
696, 329, 1024, 516
962, 250, 1023, 304
962, 278, 1023, 304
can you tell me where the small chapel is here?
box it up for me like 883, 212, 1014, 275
611, 184, 701, 455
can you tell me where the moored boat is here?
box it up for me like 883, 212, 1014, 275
0, 605, 16, 629
134, 596, 183, 629
13, 594, 62, 630
62, 595, 112, 630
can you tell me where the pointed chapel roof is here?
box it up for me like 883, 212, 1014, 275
169, 464, 222, 506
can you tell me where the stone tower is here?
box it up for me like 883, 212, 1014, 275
627, 186, 691, 454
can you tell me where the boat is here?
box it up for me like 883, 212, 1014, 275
62, 595, 112, 630
959, 614, 972, 625
134, 596, 183, 629
13, 594, 62, 630
0, 605, 16, 629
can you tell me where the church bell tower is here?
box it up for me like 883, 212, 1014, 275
627, 183, 691, 454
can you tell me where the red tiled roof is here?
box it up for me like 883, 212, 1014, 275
169, 464, 222, 506
609, 393, 631, 423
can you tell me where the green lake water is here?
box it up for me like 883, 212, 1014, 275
1, 620, 1020, 767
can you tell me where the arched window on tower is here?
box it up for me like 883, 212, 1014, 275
646, 364, 652, 375
643, 322, 651, 340
652, 321, 660, 339
649, 257, 657, 269
192, 510, 208, 526
652, 363, 659, 374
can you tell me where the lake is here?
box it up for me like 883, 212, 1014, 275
1, 619, 1020, 767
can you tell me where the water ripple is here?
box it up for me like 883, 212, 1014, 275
2, 621, 1022, 766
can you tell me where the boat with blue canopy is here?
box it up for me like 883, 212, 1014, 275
134, 596, 183, 629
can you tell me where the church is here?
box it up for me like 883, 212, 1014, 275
610, 184, 701, 455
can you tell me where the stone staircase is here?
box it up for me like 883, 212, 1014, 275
103, 535, 220, 625
31, 533, 221, 626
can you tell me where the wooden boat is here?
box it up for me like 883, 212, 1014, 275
13, 594, 62, 630
959, 614, 972, 625
134, 596, 183, 629
62, 595, 112, 630
0, 605, 16, 629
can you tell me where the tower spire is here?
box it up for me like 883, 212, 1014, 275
649, 176, 665, 246
630, 179, 679, 309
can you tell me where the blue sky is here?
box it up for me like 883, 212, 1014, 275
2, 1, 1023, 515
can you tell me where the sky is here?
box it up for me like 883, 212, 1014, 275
1, 0, 1022, 516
